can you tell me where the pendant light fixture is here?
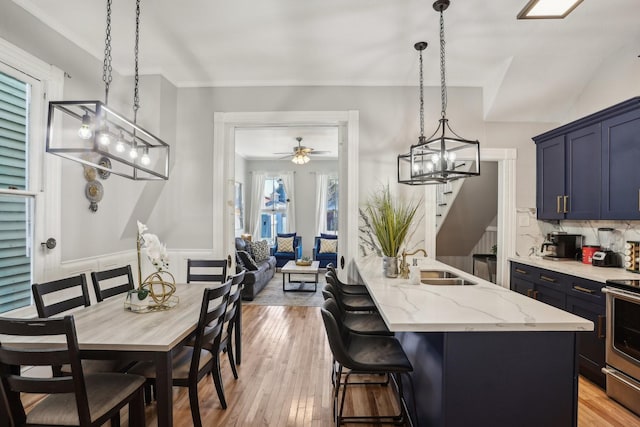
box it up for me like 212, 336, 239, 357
46, 0, 169, 180
398, 0, 480, 185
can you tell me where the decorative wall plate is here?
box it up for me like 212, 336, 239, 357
97, 156, 111, 179
83, 165, 97, 182
85, 181, 104, 212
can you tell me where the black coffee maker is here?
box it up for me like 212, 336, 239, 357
540, 232, 583, 260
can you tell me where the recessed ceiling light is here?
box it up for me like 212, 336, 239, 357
517, 0, 584, 19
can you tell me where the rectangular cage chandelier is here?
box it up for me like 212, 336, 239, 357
46, 100, 169, 180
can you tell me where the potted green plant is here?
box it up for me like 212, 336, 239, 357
364, 185, 420, 277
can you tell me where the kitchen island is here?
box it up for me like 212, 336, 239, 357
356, 256, 594, 427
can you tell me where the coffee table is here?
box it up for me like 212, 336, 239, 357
281, 260, 320, 292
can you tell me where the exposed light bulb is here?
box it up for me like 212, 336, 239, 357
129, 147, 139, 159
115, 133, 126, 153
77, 113, 93, 140
98, 129, 111, 146
426, 161, 434, 172
431, 153, 440, 163
140, 148, 150, 165
448, 151, 456, 162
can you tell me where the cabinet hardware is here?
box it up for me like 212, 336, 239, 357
563, 195, 569, 213
601, 368, 640, 392
597, 315, 605, 339
540, 275, 556, 283
515, 268, 528, 275
556, 196, 562, 214
532, 290, 539, 300
526, 289, 533, 298
572, 285, 595, 294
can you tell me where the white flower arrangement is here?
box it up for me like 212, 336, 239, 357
137, 221, 169, 272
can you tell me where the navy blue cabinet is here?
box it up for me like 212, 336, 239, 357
601, 108, 640, 219
510, 262, 606, 387
536, 136, 565, 219
534, 97, 640, 220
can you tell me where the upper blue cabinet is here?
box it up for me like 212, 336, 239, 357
534, 97, 640, 220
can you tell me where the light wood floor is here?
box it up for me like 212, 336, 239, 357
25, 305, 640, 426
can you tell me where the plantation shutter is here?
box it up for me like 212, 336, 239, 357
0, 71, 31, 313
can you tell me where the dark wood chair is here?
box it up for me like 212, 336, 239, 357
32, 273, 132, 382
216, 271, 245, 393
31, 274, 91, 318
128, 279, 232, 426
90, 265, 135, 302
187, 259, 228, 283
0, 315, 146, 427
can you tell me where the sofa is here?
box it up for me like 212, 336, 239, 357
313, 234, 338, 268
235, 237, 276, 300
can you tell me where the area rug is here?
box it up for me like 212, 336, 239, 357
243, 271, 325, 307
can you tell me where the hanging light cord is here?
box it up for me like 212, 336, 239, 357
439, 8, 448, 119
418, 47, 425, 138
133, 0, 141, 123
102, 0, 113, 104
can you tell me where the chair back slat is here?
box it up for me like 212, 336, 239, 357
32, 275, 91, 318
187, 259, 228, 283
91, 265, 135, 302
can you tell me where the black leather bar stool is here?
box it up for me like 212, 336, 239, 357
323, 283, 377, 312
326, 264, 370, 295
321, 300, 415, 425
322, 296, 391, 336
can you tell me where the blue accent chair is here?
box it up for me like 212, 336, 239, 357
271, 235, 302, 268
313, 235, 338, 268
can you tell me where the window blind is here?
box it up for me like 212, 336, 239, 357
0, 71, 31, 313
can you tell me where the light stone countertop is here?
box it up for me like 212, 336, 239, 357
355, 256, 594, 333
508, 255, 640, 283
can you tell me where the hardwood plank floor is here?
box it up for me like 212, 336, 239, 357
24, 305, 640, 426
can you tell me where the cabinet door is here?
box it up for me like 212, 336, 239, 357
566, 295, 606, 387
534, 282, 566, 309
601, 108, 640, 219
565, 123, 601, 219
536, 136, 565, 219
511, 277, 535, 296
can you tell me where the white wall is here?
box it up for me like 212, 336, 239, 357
234, 153, 248, 236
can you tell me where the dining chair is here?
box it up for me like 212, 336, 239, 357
91, 265, 135, 302
31, 274, 91, 318
32, 273, 132, 380
128, 279, 233, 426
187, 259, 228, 283
0, 315, 146, 427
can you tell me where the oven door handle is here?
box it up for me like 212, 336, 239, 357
602, 367, 640, 392
602, 287, 640, 301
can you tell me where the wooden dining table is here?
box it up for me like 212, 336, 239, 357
0, 283, 211, 427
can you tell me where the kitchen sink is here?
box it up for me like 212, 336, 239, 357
421, 278, 477, 286
420, 270, 459, 279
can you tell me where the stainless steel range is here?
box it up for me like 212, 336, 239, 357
602, 279, 640, 416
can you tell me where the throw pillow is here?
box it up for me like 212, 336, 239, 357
249, 240, 270, 262
237, 250, 258, 271
276, 236, 294, 253
320, 233, 338, 239
319, 238, 338, 254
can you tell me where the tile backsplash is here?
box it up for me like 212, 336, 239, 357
515, 207, 640, 258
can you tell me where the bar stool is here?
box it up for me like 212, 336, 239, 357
321, 300, 415, 425
323, 283, 377, 312
322, 296, 391, 336
326, 264, 370, 295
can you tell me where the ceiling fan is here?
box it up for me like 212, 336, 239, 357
274, 137, 331, 164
